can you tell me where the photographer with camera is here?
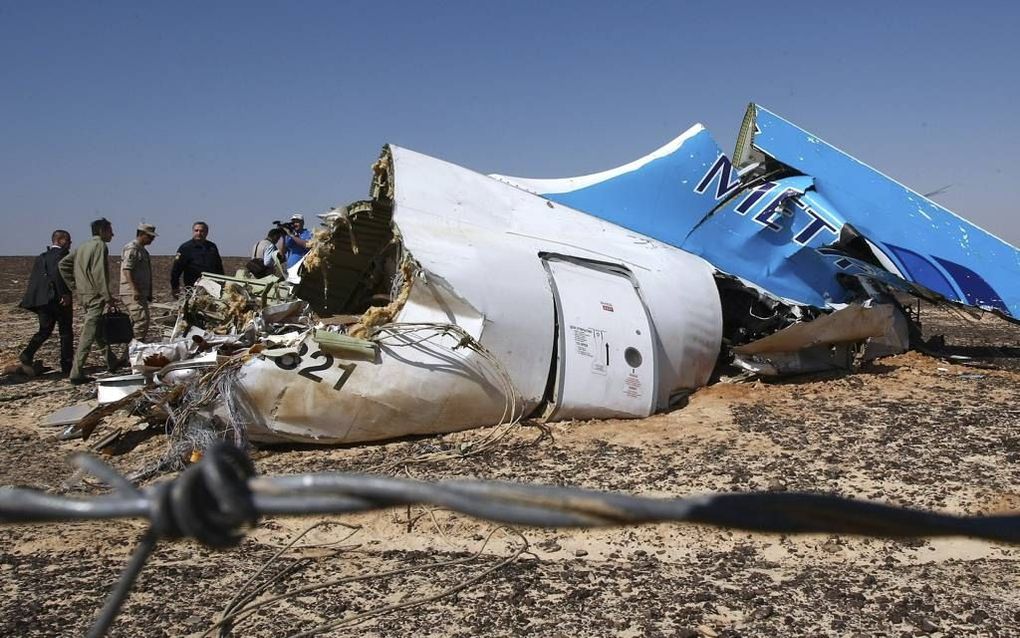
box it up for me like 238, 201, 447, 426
248, 227, 287, 279
279, 213, 312, 269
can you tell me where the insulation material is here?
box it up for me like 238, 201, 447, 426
348, 259, 416, 339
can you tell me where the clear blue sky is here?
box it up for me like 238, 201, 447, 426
2, 1, 1018, 255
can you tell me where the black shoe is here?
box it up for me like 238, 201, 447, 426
69, 376, 95, 386
107, 357, 129, 374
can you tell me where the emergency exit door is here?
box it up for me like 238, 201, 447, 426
544, 257, 657, 420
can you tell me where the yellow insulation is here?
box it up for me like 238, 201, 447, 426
301, 227, 331, 272
348, 259, 416, 339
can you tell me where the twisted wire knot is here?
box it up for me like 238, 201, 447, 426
149, 444, 258, 547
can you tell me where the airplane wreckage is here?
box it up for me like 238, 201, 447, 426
59, 104, 1020, 453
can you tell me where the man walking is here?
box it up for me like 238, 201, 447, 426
283, 213, 312, 269
18, 230, 74, 376
120, 223, 157, 341
59, 218, 119, 385
170, 221, 224, 299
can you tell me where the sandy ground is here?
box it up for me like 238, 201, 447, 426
1, 255, 1019, 637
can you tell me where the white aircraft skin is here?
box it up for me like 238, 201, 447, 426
234, 145, 723, 445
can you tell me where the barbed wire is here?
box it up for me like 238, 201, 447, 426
2, 444, 1018, 637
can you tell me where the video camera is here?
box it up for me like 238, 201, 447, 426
273, 220, 296, 233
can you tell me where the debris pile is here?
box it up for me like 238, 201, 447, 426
47, 105, 1019, 469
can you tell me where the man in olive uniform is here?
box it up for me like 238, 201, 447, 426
120, 223, 157, 341
170, 221, 224, 299
58, 218, 120, 385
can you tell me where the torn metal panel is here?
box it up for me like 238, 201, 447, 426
226, 143, 723, 443
155, 353, 220, 386
492, 128, 867, 309
262, 300, 308, 324
732, 303, 910, 376
40, 402, 97, 428
861, 303, 911, 360
681, 177, 860, 308
236, 328, 521, 444
390, 145, 723, 411
732, 303, 903, 355
112, 103, 1019, 450
234, 262, 504, 443
395, 270, 486, 341
494, 107, 1020, 320
733, 344, 856, 376
97, 374, 147, 404
738, 104, 1020, 317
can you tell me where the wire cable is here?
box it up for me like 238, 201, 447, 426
2, 444, 1018, 636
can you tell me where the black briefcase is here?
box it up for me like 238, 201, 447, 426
100, 311, 134, 344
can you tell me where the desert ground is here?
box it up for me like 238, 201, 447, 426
1, 254, 1019, 637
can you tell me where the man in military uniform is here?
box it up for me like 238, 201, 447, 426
18, 230, 74, 376
170, 221, 224, 299
120, 223, 157, 341
58, 218, 120, 385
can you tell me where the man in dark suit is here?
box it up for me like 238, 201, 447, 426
19, 230, 74, 376
170, 221, 224, 299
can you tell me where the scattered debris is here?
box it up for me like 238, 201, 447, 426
39, 402, 96, 428
42, 105, 1020, 464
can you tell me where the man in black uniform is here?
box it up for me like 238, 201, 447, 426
19, 229, 74, 376
170, 221, 225, 299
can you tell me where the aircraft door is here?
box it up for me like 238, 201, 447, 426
543, 257, 657, 420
